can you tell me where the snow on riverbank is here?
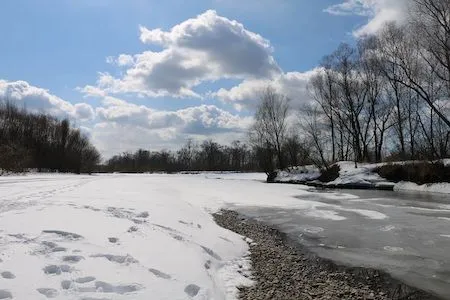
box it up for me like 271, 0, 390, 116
394, 181, 450, 194
274, 161, 450, 194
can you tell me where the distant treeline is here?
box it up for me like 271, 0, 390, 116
0, 102, 100, 174
101, 139, 311, 173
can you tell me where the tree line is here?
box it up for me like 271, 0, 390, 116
251, 0, 450, 172
0, 102, 100, 173
102, 139, 278, 173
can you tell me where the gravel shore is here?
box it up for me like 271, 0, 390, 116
214, 210, 442, 300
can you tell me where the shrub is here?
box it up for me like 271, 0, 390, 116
375, 161, 450, 184
318, 164, 340, 183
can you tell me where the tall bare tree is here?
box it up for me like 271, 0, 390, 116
250, 87, 290, 170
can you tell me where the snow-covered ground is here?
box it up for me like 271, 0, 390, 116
0, 174, 256, 300
274, 161, 450, 194
1, 172, 369, 300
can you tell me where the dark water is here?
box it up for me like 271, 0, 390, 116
233, 189, 450, 299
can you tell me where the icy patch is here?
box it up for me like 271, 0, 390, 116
384, 246, 404, 252
339, 208, 387, 220
440, 235, 450, 238
299, 225, 324, 234
379, 225, 396, 232
305, 209, 346, 221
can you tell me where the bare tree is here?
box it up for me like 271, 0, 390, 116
250, 87, 290, 170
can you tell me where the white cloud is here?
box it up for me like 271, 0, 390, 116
214, 69, 322, 110
0, 80, 95, 121
106, 54, 135, 67
91, 96, 253, 157
85, 10, 281, 98
325, 0, 408, 37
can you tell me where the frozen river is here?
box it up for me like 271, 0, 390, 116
234, 188, 450, 299
0, 173, 449, 299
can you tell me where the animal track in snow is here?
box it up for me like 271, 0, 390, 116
36, 288, 58, 298
1, 271, 15, 279
148, 268, 171, 279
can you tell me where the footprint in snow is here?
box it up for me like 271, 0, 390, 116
42, 230, 83, 240
36, 288, 58, 298
0, 290, 12, 299
43, 264, 71, 275
94, 281, 142, 294
1, 271, 15, 279
61, 280, 73, 290
136, 211, 149, 218
108, 237, 119, 243
148, 268, 171, 279
201, 246, 222, 260
75, 276, 96, 284
62, 255, 84, 263
184, 284, 201, 297
91, 254, 138, 265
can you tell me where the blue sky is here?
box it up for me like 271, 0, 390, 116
0, 0, 405, 157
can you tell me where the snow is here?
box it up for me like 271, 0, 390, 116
275, 166, 321, 183
327, 161, 393, 188
394, 181, 450, 194
274, 160, 450, 194
0, 172, 382, 300
0, 174, 254, 300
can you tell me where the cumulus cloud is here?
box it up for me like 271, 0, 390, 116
91, 97, 253, 157
0, 80, 95, 121
85, 10, 281, 98
325, 0, 409, 37
214, 69, 322, 110
106, 54, 135, 67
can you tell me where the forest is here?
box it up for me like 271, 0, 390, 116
0, 102, 100, 174
251, 0, 450, 172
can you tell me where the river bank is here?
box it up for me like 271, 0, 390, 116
214, 210, 442, 300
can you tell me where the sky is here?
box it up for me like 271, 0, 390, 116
0, 0, 408, 158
